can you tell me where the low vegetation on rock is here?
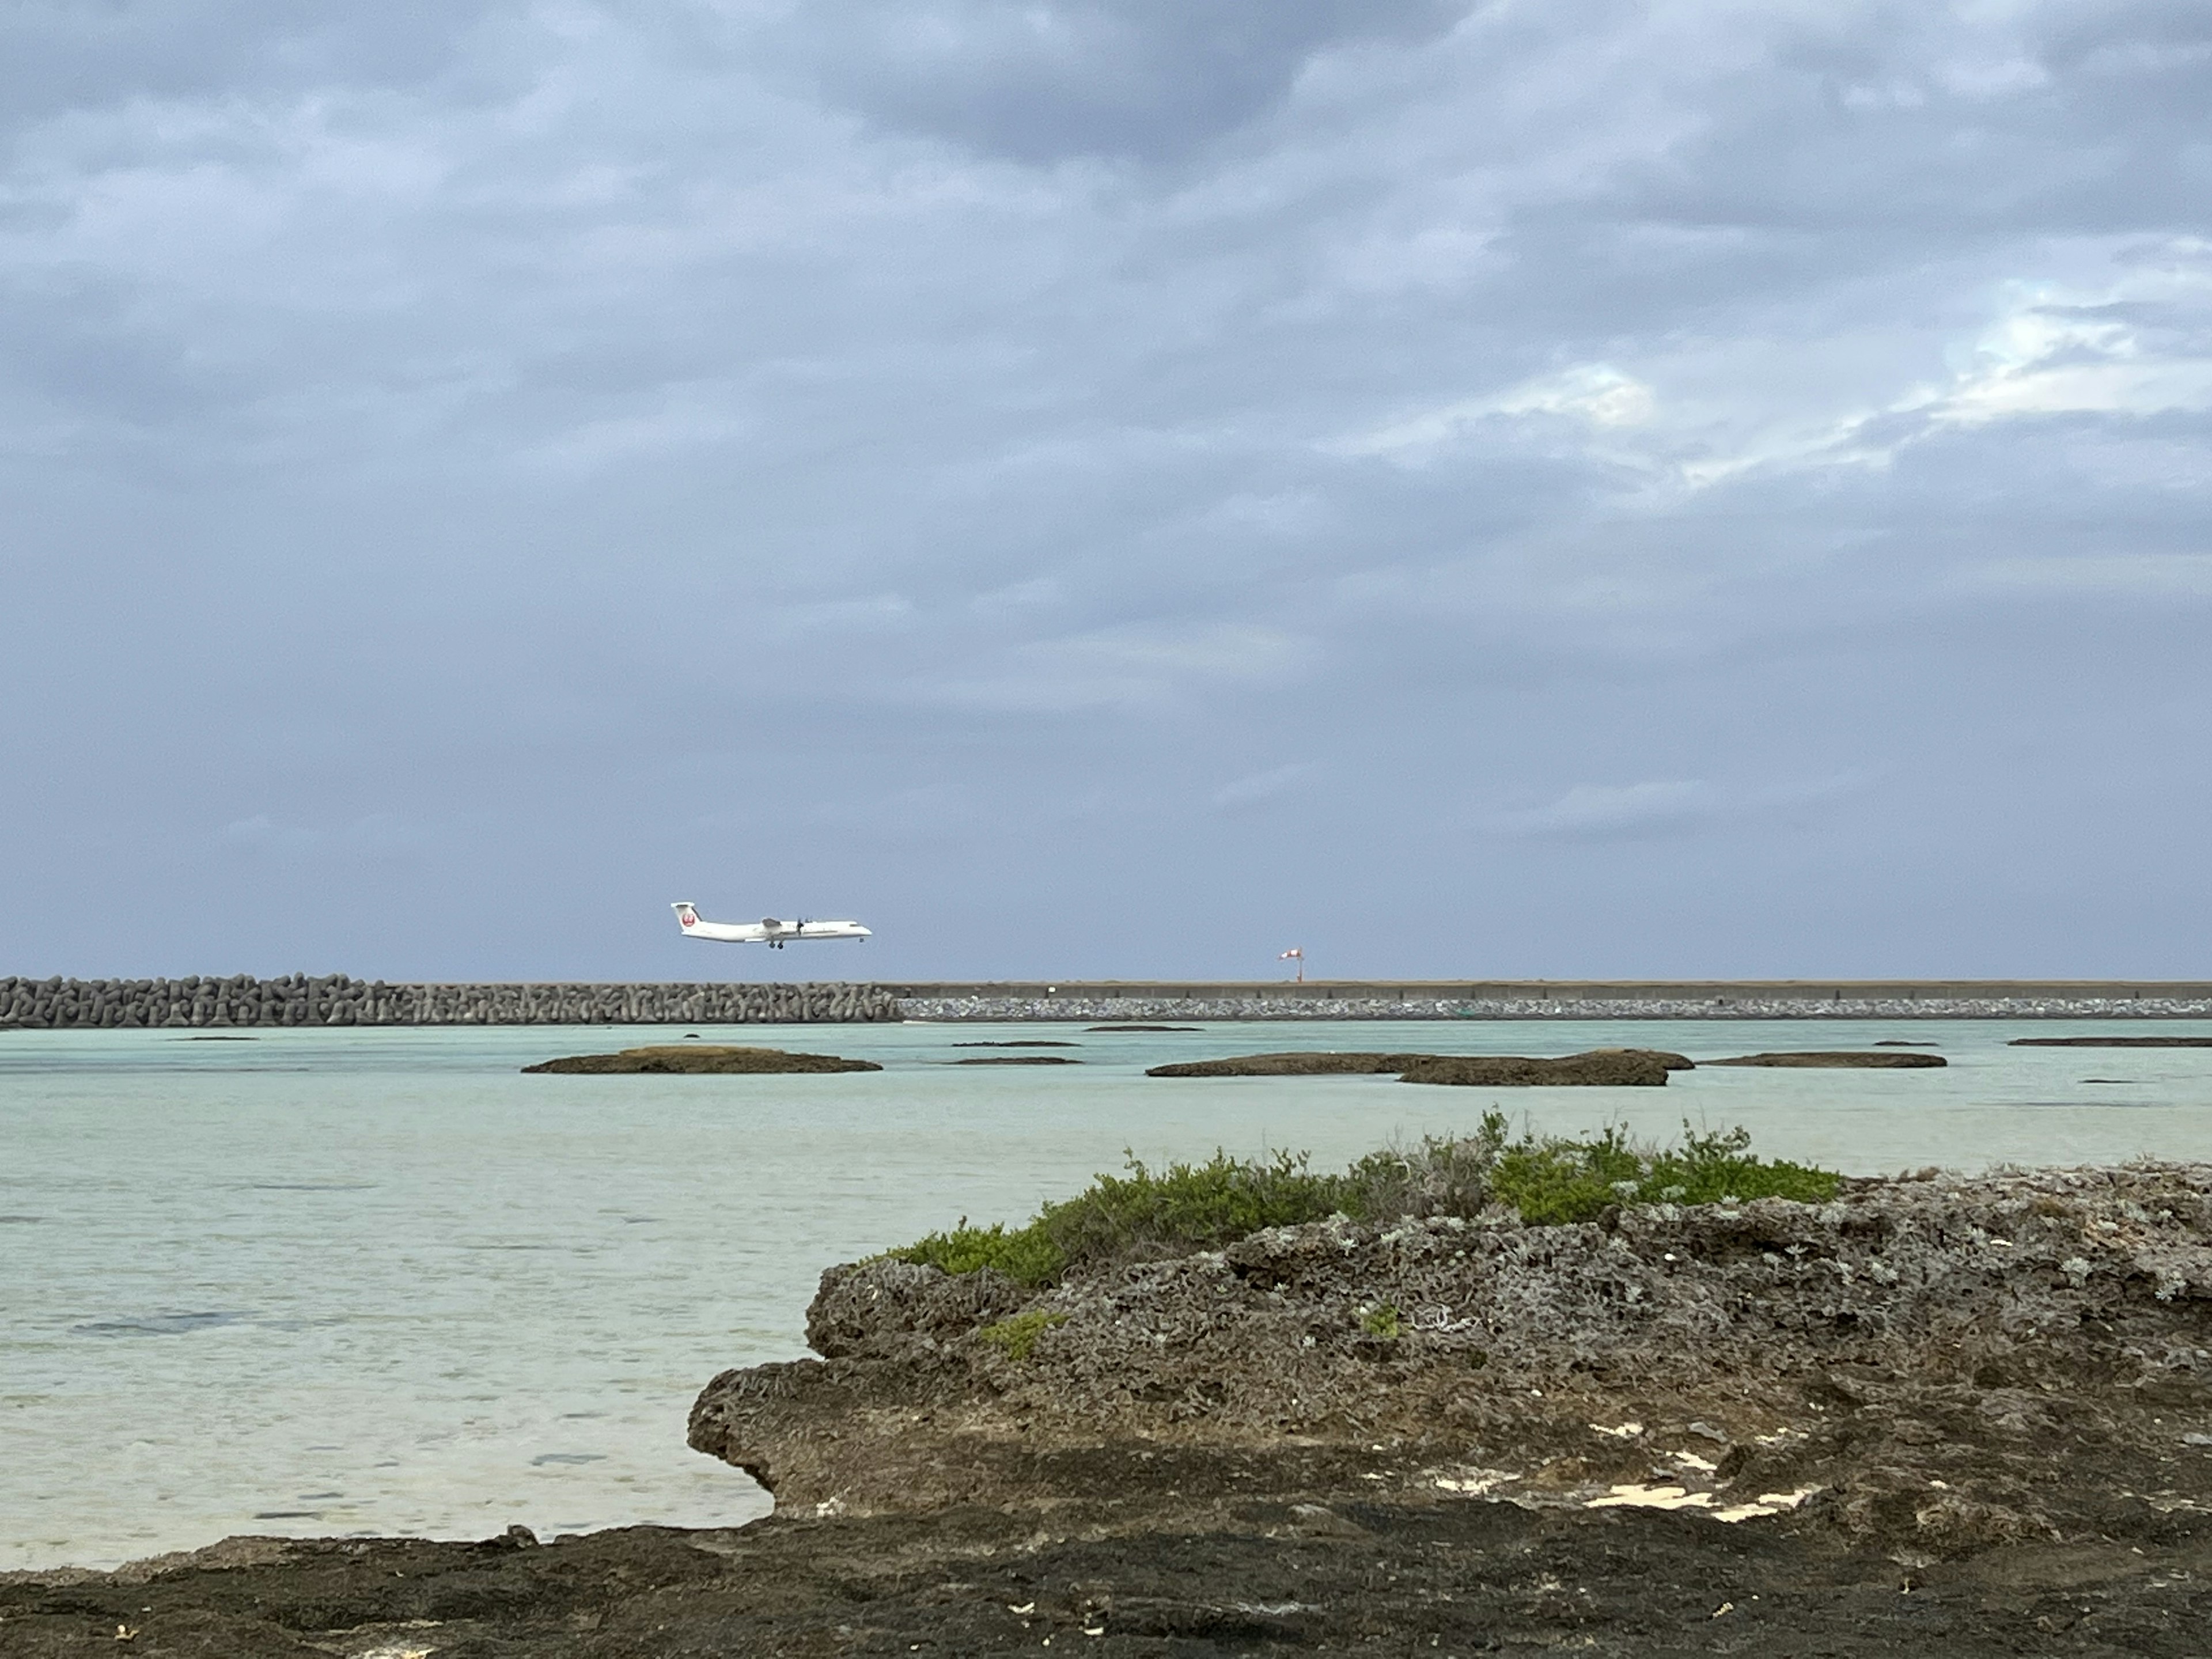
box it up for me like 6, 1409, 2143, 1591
975, 1309, 1068, 1361
885, 1116, 1839, 1286
1479, 1119, 1839, 1222
1358, 1302, 1404, 1339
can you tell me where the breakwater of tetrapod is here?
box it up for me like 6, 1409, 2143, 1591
5, 978, 2212, 1029
0, 976, 900, 1028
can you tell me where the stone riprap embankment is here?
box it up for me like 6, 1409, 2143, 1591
901, 983, 2212, 1021
0, 976, 899, 1029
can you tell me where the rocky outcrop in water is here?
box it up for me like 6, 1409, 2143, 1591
1146, 1048, 1687, 1084
522, 1046, 880, 1074
1706, 1051, 1948, 1068
691, 1162, 2212, 1561
1146, 1051, 1425, 1077
0, 976, 900, 1028
1401, 1049, 1687, 1086
2013, 1036, 2212, 1048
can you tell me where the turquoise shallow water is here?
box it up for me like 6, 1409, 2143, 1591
4, 1017, 2211, 1570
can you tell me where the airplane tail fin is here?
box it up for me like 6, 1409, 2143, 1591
672, 901, 700, 931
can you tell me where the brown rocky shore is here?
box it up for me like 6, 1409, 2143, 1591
10, 1165, 2212, 1654
1144, 1047, 1691, 1084
521, 1044, 881, 1074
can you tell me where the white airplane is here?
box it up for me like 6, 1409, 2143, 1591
671, 902, 872, 949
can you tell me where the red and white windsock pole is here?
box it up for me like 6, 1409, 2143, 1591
1278, 946, 1305, 984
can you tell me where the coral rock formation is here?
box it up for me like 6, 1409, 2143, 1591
1146, 1048, 1688, 1085
1706, 1050, 1948, 1067
522, 1046, 881, 1074
692, 1163, 2212, 1559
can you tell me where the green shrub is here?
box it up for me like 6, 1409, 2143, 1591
1360, 1303, 1403, 1339
1487, 1121, 1650, 1225
1486, 1120, 1839, 1224
887, 1219, 1065, 1285
976, 1309, 1069, 1361
1339, 1114, 1512, 1222
1035, 1148, 1344, 1270
1658, 1122, 1839, 1208
885, 1120, 1838, 1283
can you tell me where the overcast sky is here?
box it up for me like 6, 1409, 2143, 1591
3, 0, 2209, 983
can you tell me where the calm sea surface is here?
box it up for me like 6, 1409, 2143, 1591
5, 1016, 2211, 1570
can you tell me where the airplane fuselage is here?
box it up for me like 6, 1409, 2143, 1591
671, 902, 870, 948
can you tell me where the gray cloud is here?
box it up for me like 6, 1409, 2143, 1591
1, 0, 2207, 979
781, 0, 1469, 164
1477, 775, 1872, 842
1211, 762, 1319, 813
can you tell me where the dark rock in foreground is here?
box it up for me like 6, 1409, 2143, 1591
1706, 1050, 1948, 1067
1147, 1047, 1688, 1085
2012, 1036, 2212, 1047
522, 1045, 881, 1074
18, 1493, 2211, 1656
949, 1055, 1082, 1065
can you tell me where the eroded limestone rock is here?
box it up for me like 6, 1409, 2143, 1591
690, 1164, 2212, 1556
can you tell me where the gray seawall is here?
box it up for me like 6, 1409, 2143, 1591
5, 977, 2211, 1028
